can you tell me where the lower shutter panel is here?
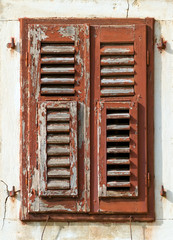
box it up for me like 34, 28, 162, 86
38, 101, 78, 197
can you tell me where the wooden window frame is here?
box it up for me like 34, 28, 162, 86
20, 18, 154, 222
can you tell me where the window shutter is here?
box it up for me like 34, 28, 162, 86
26, 24, 90, 214
92, 25, 148, 214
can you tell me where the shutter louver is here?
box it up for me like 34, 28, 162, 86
39, 101, 78, 197
41, 43, 75, 96
100, 44, 135, 97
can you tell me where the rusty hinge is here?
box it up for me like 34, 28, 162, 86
25, 52, 29, 67
147, 172, 151, 188
147, 50, 150, 66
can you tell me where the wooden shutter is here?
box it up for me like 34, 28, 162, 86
92, 24, 148, 214
26, 24, 90, 214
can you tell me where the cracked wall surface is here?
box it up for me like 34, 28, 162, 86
1, 0, 173, 239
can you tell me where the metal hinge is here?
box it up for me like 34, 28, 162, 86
25, 52, 29, 67
147, 172, 151, 188
147, 50, 150, 66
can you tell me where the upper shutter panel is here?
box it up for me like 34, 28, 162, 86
92, 24, 148, 214
27, 24, 90, 214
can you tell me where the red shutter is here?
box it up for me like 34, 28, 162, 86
92, 24, 148, 213
25, 24, 90, 214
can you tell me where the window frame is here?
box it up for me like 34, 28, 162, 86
20, 18, 154, 222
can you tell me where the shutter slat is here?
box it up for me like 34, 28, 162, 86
107, 170, 130, 177
47, 135, 70, 144
107, 124, 130, 130
47, 112, 70, 122
41, 67, 75, 74
101, 87, 134, 96
107, 181, 130, 188
101, 67, 134, 76
107, 159, 130, 165
100, 45, 134, 55
107, 113, 130, 119
47, 145, 70, 156
41, 77, 75, 85
47, 123, 70, 133
41, 45, 75, 54
101, 56, 134, 65
48, 157, 70, 167
47, 179, 70, 190
48, 168, 70, 177
107, 136, 130, 142
107, 147, 130, 154
41, 87, 75, 95
101, 78, 134, 86
41, 57, 74, 64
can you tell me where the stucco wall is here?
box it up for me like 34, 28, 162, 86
0, 0, 173, 239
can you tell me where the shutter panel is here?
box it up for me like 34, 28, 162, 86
27, 24, 90, 213
92, 25, 148, 214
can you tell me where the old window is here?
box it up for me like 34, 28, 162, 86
20, 18, 154, 221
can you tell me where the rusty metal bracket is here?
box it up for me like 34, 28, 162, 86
160, 185, 166, 197
7, 37, 16, 49
157, 38, 167, 52
9, 186, 16, 197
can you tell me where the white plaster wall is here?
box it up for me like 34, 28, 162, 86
0, 0, 173, 239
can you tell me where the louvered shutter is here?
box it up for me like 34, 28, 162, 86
92, 25, 148, 213
27, 24, 90, 213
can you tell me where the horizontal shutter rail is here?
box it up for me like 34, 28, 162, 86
41, 45, 75, 54
40, 43, 75, 96
47, 157, 70, 167
101, 78, 134, 86
41, 56, 74, 64
107, 147, 130, 154
101, 56, 134, 66
107, 159, 130, 165
47, 179, 70, 190
47, 123, 70, 132
107, 136, 130, 142
107, 181, 131, 188
47, 112, 70, 121
107, 170, 130, 177
41, 77, 75, 85
100, 43, 135, 97
101, 87, 134, 97
48, 168, 71, 178
100, 45, 134, 55
47, 145, 70, 156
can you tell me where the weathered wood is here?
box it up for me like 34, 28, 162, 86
107, 181, 130, 187
107, 147, 130, 154
47, 123, 70, 133
101, 67, 134, 76
101, 78, 134, 86
47, 112, 70, 121
107, 136, 130, 142
41, 67, 75, 74
41, 77, 75, 85
41, 87, 75, 95
107, 170, 131, 177
101, 87, 134, 96
101, 56, 134, 65
107, 159, 130, 165
100, 45, 134, 55
47, 179, 70, 190
41, 56, 74, 64
47, 157, 70, 167
107, 113, 130, 119
47, 145, 70, 155
47, 168, 71, 177
41, 45, 75, 54
47, 135, 70, 144
107, 124, 130, 130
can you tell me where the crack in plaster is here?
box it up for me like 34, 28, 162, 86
126, 0, 130, 18
0, 180, 9, 230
